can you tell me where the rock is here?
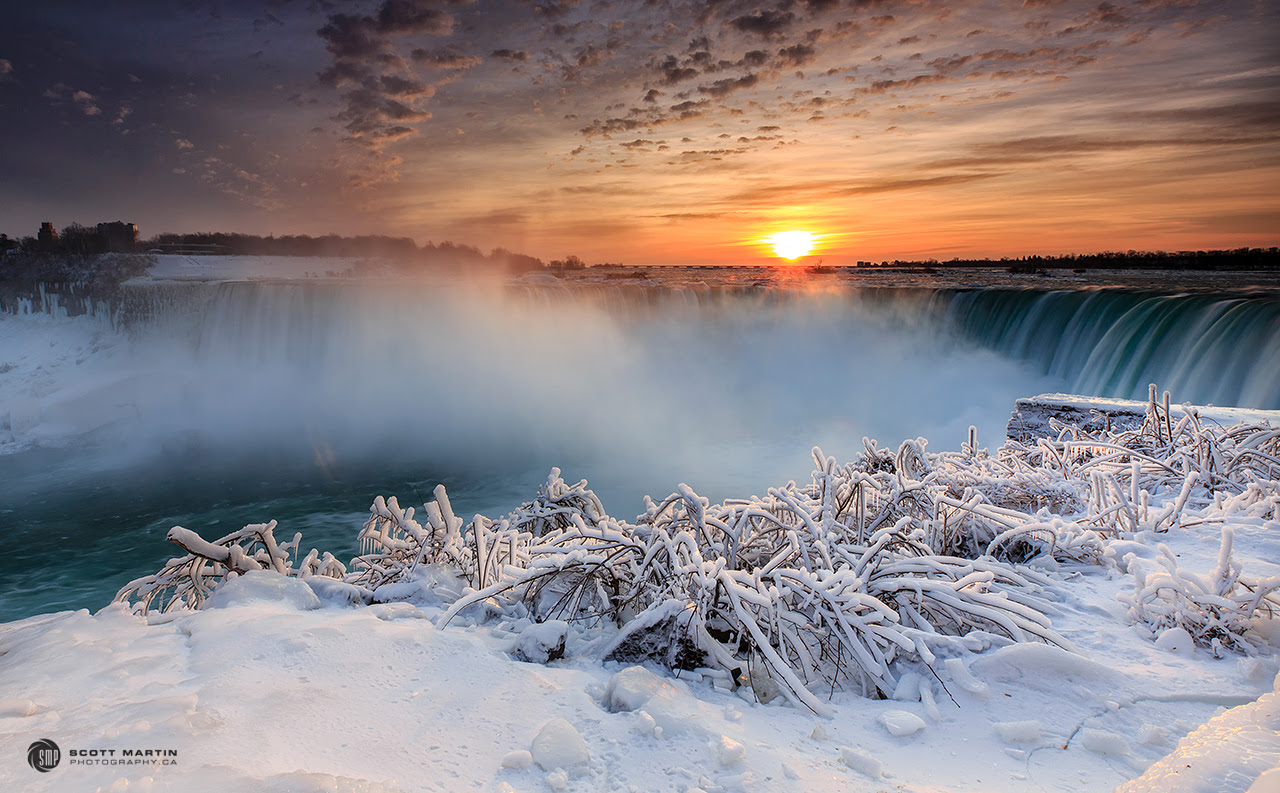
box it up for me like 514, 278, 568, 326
509, 620, 569, 664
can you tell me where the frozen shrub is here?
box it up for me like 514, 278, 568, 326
1121, 529, 1280, 656
115, 386, 1280, 705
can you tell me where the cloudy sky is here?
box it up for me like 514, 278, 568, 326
0, 0, 1276, 264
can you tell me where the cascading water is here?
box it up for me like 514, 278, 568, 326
3, 269, 1277, 621
939, 289, 1280, 409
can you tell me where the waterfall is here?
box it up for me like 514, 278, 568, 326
940, 289, 1280, 409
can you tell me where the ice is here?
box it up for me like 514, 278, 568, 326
992, 721, 1042, 744
1250, 768, 1280, 793
878, 709, 926, 737
716, 734, 746, 766
4, 311, 1280, 793
530, 717, 591, 771
944, 658, 989, 698
970, 642, 1121, 691
303, 577, 372, 608
0, 698, 37, 717
839, 746, 884, 778
1080, 727, 1131, 757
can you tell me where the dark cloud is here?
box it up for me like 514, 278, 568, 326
1185, 210, 1280, 234
450, 208, 528, 228
974, 133, 1280, 156
0, 0, 1272, 257
917, 131, 1280, 172
337, 89, 432, 135
671, 99, 711, 114
377, 0, 460, 35
411, 49, 484, 69
531, 0, 580, 17
698, 73, 759, 98
318, 14, 385, 62
729, 9, 797, 39
777, 43, 817, 67
863, 73, 953, 93
316, 0, 471, 183
380, 75, 434, 97
656, 55, 700, 85
654, 211, 728, 220
1116, 101, 1280, 132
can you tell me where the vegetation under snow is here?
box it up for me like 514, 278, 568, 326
116, 388, 1280, 713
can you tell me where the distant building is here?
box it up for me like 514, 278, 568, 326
37, 222, 58, 250
97, 221, 138, 253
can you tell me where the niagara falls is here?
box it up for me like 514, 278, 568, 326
2, 0, 1279, 791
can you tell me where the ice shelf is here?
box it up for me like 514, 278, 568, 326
1007, 392, 1280, 444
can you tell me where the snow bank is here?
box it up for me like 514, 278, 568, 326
5, 391, 1280, 792
1116, 674, 1280, 793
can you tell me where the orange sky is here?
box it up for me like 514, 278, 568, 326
1, 0, 1276, 264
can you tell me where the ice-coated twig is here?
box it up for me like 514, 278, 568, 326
114, 384, 1279, 701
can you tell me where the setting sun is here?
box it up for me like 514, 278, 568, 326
767, 231, 816, 260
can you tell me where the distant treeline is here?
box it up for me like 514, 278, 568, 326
864, 247, 1280, 272
0, 227, 602, 314
0, 227, 556, 273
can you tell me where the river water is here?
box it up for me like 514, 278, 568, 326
1, 263, 1276, 621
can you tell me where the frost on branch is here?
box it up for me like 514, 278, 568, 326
114, 521, 345, 615
1121, 529, 1280, 656
113, 385, 1279, 704
435, 459, 1074, 712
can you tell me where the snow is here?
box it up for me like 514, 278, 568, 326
509, 620, 569, 664
4, 486, 1279, 793
529, 718, 590, 771
0, 309, 130, 453
837, 746, 884, 778
1116, 673, 1280, 793
877, 709, 927, 737
141, 255, 378, 283
202, 570, 322, 612
5, 270, 1280, 792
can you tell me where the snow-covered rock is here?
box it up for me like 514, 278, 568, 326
204, 570, 322, 611
509, 619, 568, 664
603, 665, 674, 713
530, 717, 591, 771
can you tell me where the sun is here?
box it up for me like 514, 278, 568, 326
767, 230, 816, 261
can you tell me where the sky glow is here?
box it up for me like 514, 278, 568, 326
0, 0, 1276, 264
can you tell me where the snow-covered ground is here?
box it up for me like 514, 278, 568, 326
3, 265, 1280, 792
0, 309, 128, 454
2, 474, 1279, 793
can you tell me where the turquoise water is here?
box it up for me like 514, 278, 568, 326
941, 289, 1280, 409
2, 273, 1276, 622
